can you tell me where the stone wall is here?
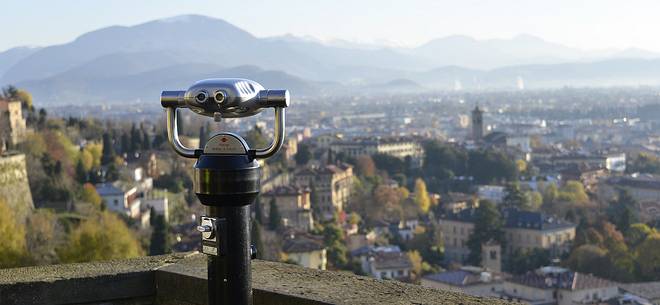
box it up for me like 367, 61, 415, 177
0, 153, 34, 222
0, 252, 517, 305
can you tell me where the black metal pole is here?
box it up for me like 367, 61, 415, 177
208, 205, 252, 305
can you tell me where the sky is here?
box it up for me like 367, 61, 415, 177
2, 0, 660, 52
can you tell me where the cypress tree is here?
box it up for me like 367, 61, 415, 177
149, 214, 170, 255
120, 132, 130, 155
268, 198, 281, 231
142, 130, 151, 150
130, 124, 141, 153
101, 133, 116, 165
75, 159, 87, 183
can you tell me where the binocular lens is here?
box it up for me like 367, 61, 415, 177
214, 91, 225, 104
196, 92, 208, 103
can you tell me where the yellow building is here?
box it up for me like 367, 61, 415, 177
262, 185, 314, 232
282, 233, 327, 270
294, 164, 353, 221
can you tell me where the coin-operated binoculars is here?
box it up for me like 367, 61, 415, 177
161, 79, 289, 305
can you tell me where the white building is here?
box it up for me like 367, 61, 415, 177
352, 246, 412, 281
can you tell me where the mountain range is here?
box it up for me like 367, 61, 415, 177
1, 14, 660, 105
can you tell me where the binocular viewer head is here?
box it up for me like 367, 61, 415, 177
161, 78, 289, 160
161, 78, 289, 118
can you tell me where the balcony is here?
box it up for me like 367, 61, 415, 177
0, 252, 515, 305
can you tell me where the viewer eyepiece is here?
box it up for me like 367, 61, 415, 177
195, 91, 208, 103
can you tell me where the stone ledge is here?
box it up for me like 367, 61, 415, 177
157, 254, 513, 305
0, 252, 515, 305
0, 253, 190, 305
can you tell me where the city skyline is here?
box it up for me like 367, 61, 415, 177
3, 0, 660, 52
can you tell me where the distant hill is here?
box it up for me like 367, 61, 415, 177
1, 15, 660, 105
0, 46, 41, 76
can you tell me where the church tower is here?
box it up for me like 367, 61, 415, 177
471, 106, 484, 141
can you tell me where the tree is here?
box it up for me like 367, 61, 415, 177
408, 250, 423, 281
101, 133, 116, 165
565, 244, 609, 276
120, 132, 130, 154
142, 130, 151, 150
26, 209, 61, 265
295, 144, 312, 166
542, 183, 559, 205
81, 183, 102, 206
466, 200, 505, 265
244, 125, 268, 148
503, 182, 527, 209
356, 155, 376, 177
467, 149, 517, 183
75, 159, 87, 183
557, 181, 589, 205
627, 153, 660, 175
626, 223, 655, 248
506, 248, 551, 274
268, 198, 282, 230
80, 148, 94, 171
636, 233, 660, 280
414, 178, 431, 214
323, 224, 348, 268
130, 123, 142, 153
525, 191, 543, 211
58, 211, 144, 263
372, 153, 406, 175
607, 189, 639, 233
0, 199, 29, 268
310, 182, 322, 221
105, 163, 119, 182
423, 141, 468, 179
149, 214, 170, 255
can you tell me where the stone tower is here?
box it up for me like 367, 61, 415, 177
471, 106, 484, 141
481, 239, 501, 272
0, 99, 27, 148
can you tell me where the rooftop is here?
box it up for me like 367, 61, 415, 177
282, 233, 325, 253
510, 269, 615, 291
423, 269, 507, 287
0, 252, 516, 305
441, 208, 576, 231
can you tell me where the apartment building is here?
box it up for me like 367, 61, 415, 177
329, 137, 423, 166
262, 185, 314, 231
439, 208, 576, 263
294, 164, 353, 221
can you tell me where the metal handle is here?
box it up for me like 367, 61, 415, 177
253, 107, 286, 159
166, 107, 199, 158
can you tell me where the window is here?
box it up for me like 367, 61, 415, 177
490, 250, 497, 260
114, 199, 118, 206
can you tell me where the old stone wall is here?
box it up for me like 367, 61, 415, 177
0, 153, 34, 222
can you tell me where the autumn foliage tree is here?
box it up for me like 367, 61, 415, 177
413, 178, 431, 214
0, 200, 29, 268
58, 211, 144, 263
